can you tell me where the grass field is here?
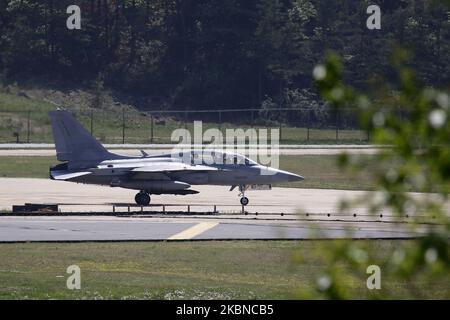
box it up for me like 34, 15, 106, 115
0, 90, 369, 144
0, 155, 374, 191
0, 240, 447, 299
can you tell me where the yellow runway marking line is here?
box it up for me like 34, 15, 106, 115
168, 222, 219, 240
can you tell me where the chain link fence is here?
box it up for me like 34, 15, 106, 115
0, 107, 370, 144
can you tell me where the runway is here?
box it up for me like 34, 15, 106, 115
0, 178, 442, 242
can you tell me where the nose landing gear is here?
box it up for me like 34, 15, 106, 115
238, 185, 249, 206
135, 191, 151, 206
240, 196, 249, 206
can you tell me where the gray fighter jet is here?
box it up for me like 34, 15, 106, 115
49, 110, 304, 206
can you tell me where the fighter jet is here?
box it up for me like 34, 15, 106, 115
49, 110, 304, 206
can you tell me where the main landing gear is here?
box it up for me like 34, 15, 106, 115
239, 185, 249, 206
135, 191, 151, 206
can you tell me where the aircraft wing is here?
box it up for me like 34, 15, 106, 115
130, 162, 218, 180
131, 162, 218, 173
51, 171, 92, 181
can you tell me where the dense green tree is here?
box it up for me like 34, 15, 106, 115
0, 0, 448, 117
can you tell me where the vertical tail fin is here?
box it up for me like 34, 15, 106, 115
50, 110, 111, 162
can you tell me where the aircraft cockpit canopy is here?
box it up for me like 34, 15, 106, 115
173, 150, 258, 166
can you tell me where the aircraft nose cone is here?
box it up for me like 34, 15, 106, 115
259, 167, 304, 183
271, 168, 304, 182
287, 173, 304, 182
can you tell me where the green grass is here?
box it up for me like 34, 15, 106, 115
0, 240, 447, 299
0, 90, 369, 144
279, 155, 374, 190
0, 91, 54, 143
0, 156, 53, 179
0, 155, 374, 191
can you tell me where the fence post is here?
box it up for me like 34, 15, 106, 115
249, 110, 256, 144
150, 114, 154, 143
335, 110, 339, 142
307, 109, 310, 142
184, 111, 188, 144
26, 110, 30, 143
90, 108, 93, 135
122, 107, 125, 144
278, 110, 282, 143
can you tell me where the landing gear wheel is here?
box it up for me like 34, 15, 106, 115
135, 192, 151, 206
240, 197, 249, 206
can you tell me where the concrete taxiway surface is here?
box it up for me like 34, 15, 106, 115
0, 178, 443, 242
0, 216, 424, 242
0, 178, 372, 214
0, 148, 382, 156
0, 144, 385, 156
0, 144, 384, 148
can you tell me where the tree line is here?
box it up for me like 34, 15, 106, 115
0, 0, 448, 116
